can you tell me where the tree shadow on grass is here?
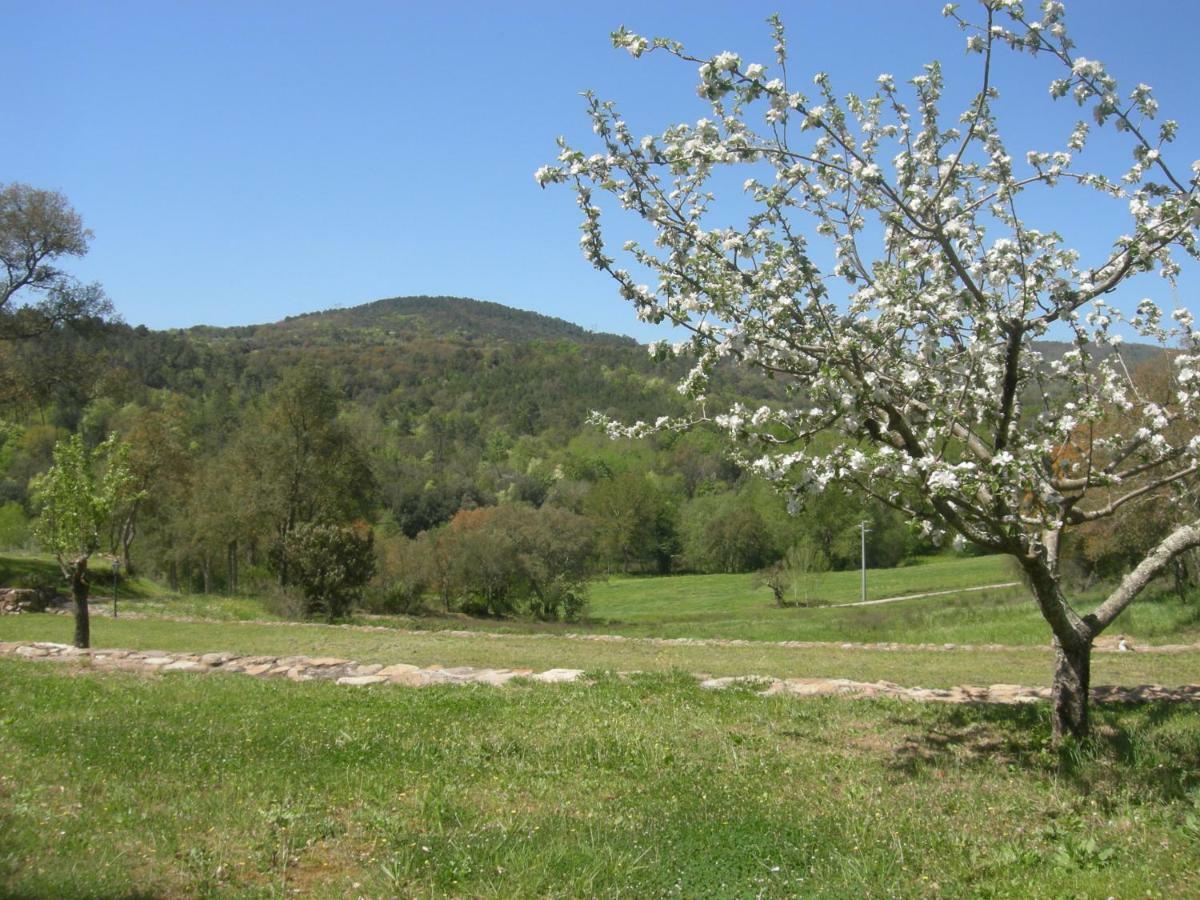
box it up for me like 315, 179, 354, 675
883, 699, 1200, 804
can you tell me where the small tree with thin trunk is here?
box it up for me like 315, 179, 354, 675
539, 1, 1200, 741
32, 434, 139, 648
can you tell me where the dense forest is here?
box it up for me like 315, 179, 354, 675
0, 295, 939, 615
0, 294, 1178, 620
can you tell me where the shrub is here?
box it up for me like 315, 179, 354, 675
282, 522, 376, 621
427, 503, 596, 620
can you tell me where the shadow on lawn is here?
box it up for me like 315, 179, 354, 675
884, 700, 1200, 803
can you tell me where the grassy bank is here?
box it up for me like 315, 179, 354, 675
2, 659, 1198, 897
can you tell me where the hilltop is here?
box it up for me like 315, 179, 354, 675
186, 295, 636, 349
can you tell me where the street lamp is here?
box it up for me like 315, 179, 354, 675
111, 559, 120, 619
859, 521, 871, 603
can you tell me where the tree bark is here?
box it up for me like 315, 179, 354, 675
70, 555, 90, 649
1050, 636, 1091, 742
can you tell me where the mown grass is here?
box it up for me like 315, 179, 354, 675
2, 658, 1198, 898
581, 556, 1200, 645
2, 614, 1198, 689
147, 555, 1200, 648
8, 551, 1200, 647
591, 554, 1020, 618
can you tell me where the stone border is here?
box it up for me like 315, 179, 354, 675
0, 641, 580, 687
3, 641, 1199, 705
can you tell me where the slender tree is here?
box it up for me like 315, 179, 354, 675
31, 435, 140, 648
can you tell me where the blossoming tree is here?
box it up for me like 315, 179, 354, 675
538, 1, 1200, 740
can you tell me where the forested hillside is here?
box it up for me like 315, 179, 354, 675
0, 294, 1174, 619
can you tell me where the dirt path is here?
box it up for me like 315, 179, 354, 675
3, 639, 1200, 706
827, 581, 1022, 608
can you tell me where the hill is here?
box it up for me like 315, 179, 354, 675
187, 295, 636, 349
0, 291, 1178, 585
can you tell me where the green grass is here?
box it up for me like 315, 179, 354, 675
581, 557, 1200, 645
344, 553, 1200, 647
6, 551, 1200, 649
346, 567, 1200, 649
2, 659, 1198, 898
118, 592, 285, 622
0, 551, 168, 601
2, 614, 1198, 689
591, 555, 1020, 620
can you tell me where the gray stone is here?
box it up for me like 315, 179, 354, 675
377, 663, 421, 679
336, 675, 388, 686
470, 669, 520, 686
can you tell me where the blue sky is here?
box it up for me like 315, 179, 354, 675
3, 0, 1196, 341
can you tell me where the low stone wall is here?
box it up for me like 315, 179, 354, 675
3, 640, 1198, 705
0, 641, 582, 687
0, 589, 69, 615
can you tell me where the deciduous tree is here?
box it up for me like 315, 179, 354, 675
540, 1, 1200, 740
0, 183, 111, 338
31, 435, 140, 647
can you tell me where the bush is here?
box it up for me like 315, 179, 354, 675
259, 583, 307, 620
427, 503, 596, 620
282, 522, 376, 621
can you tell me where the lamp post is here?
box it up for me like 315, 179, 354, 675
111, 559, 120, 619
859, 521, 871, 603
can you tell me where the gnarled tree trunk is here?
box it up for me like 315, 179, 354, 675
70, 555, 90, 649
1021, 550, 1096, 743
1050, 635, 1091, 742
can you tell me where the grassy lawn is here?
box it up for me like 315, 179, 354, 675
590, 554, 1020, 619
7, 552, 1200, 648
582, 557, 1200, 645
3, 614, 1198, 689
2, 659, 1198, 898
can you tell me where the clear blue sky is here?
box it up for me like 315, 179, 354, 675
3, 0, 1196, 340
